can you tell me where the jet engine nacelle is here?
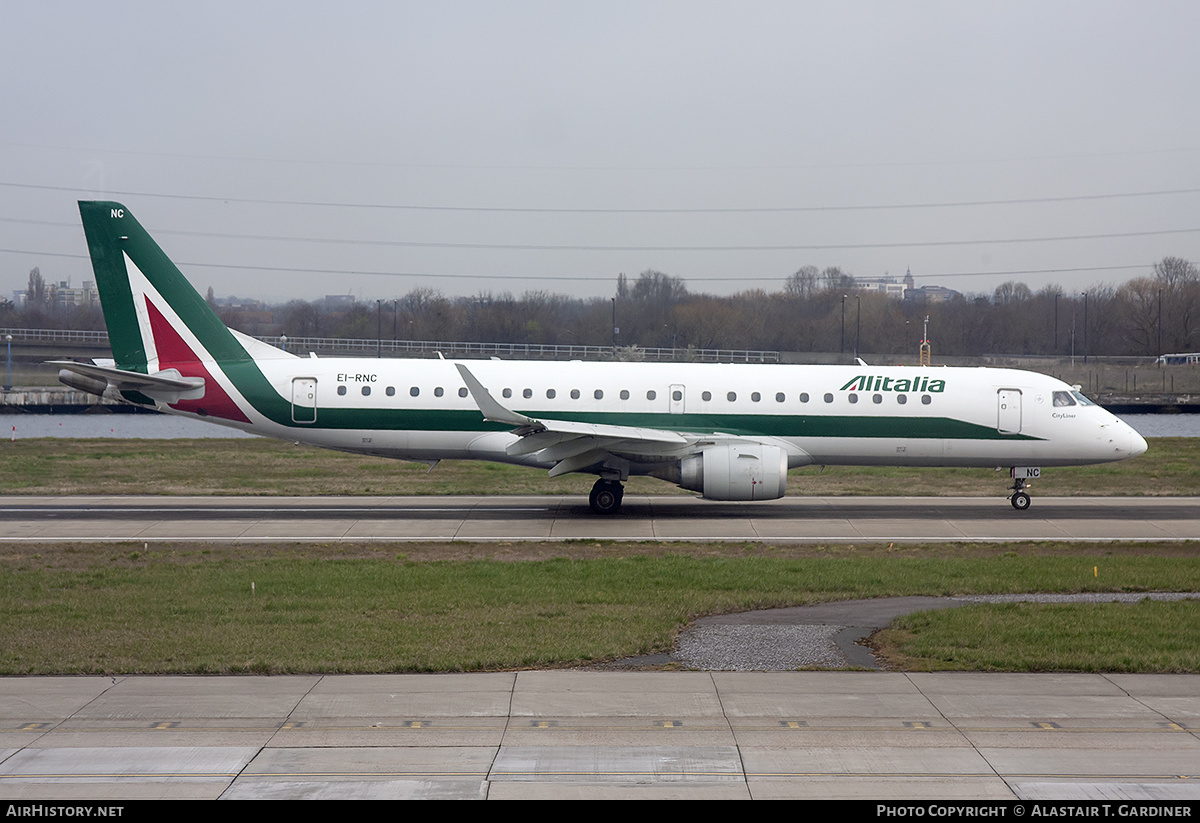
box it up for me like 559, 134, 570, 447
678, 444, 789, 501
58, 369, 109, 397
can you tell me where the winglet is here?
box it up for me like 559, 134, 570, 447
454, 363, 539, 428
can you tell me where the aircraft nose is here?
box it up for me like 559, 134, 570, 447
1129, 428, 1148, 458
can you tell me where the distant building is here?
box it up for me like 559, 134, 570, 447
902, 268, 960, 303
850, 269, 961, 303
905, 284, 960, 304
851, 274, 907, 299
323, 294, 357, 309
50, 280, 99, 308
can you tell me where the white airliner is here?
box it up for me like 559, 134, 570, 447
57, 201, 1148, 514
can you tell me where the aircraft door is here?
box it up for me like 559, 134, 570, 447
669, 384, 685, 414
997, 389, 1022, 435
292, 377, 317, 424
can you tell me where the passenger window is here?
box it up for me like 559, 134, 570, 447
571, 389, 580, 399
620, 389, 630, 400
337, 385, 347, 396
702, 391, 712, 401
546, 389, 556, 399
873, 394, 882, 404
670, 390, 680, 401
434, 387, 444, 397
800, 393, 810, 403
727, 392, 737, 402
848, 393, 858, 404
386, 386, 396, 397
897, 394, 907, 405
409, 387, 419, 397
362, 386, 371, 396
775, 392, 785, 402
594, 389, 604, 399
751, 392, 761, 402
921, 395, 932, 405
823, 393, 833, 403
648, 390, 658, 400
458, 387, 468, 398
502, 388, 512, 399
523, 388, 532, 399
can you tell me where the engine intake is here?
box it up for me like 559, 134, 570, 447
677, 444, 788, 501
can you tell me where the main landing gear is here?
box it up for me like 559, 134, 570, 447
589, 478, 624, 515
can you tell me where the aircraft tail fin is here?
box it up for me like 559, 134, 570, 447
78, 201, 255, 373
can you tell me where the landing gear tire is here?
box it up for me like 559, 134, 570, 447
1008, 476, 1032, 511
589, 479, 624, 515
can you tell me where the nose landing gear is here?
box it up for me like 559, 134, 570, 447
1007, 467, 1039, 511
1009, 480, 1031, 510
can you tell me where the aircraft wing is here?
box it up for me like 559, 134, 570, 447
455, 363, 691, 476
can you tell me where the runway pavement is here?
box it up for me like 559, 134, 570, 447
1, 671, 1198, 800
4, 494, 1200, 542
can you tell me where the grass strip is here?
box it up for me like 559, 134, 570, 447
0, 436, 1194, 497
1, 541, 1196, 674
874, 599, 1200, 672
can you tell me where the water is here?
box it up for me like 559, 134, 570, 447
1, 413, 258, 439
1118, 414, 1200, 438
2, 412, 1196, 439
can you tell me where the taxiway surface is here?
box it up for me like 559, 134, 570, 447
2, 672, 1198, 800
4, 494, 1200, 543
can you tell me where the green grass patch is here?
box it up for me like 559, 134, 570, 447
0, 436, 1193, 496
874, 599, 1200, 673
1, 542, 1197, 674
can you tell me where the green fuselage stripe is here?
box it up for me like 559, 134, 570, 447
244, 399, 1040, 441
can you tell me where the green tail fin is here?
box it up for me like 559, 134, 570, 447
78, 201, 250, 370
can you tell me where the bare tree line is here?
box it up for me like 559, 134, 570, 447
6, 259, 1199, 358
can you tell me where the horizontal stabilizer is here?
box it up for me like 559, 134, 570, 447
52, 360, 205, 400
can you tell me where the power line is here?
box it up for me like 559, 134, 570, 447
4, 179, 1200, 214
4, 215, 1199, 251
0, 247, 1156, 283
4, 140, 1197, 171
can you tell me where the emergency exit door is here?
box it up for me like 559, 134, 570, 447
292, 378, 317, 424
997, 389, 1022, 435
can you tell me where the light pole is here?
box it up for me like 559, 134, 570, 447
840, 295, 846, 355
611, 297, 618, 354
376, 299, 382, 358
854, 295, 861, 360
1158, 288, 1163, 359
4, 334, 11, 391
1053, 292, 1059, 354
1083, 290, 1088, 366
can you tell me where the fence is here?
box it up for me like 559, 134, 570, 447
2, 328, 780, 364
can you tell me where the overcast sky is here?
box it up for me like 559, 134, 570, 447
3, 1, 1200, 304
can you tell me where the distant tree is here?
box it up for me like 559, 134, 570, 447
630, 270, 687, 304
784, 265, 820, 299
25, 267, 46, 305
820, 266, 854, 292
993, 281, 1032, 305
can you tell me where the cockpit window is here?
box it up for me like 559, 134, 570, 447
1071, 391, 1095, 406
1052, 391, 1076, 407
